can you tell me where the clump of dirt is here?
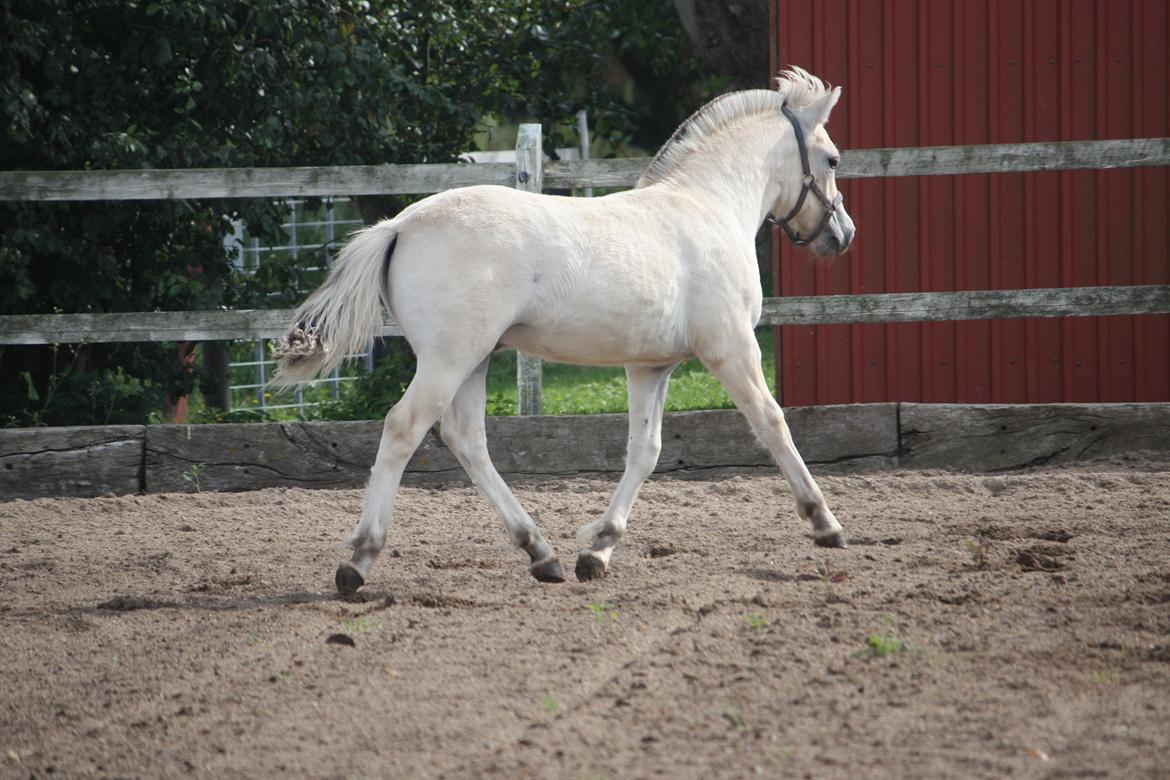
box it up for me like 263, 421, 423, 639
1016, 544, 1075, 572
2, 457, 1169, 779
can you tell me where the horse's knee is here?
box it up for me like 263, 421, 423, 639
646, 433, 663, 462
627, 433, 662, 477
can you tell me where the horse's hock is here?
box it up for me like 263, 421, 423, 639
2, 403, 1168, 500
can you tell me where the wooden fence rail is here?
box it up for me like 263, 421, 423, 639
1, 138, 1166, 201
3, 285, 1167, 346
2, 134, 1169, 416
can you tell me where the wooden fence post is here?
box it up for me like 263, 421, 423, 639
514, 123, 543, 415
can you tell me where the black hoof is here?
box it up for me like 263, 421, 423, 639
335, 562, 365, 595
575, 553, 608, 582
530, 558, 566, 584
814, 531, 848, 549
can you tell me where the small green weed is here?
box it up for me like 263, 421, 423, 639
181, 462, 205, 492
965, 534, 992, 569
1091, 671, 1110, 684
865, 623, 905, 658
540, 693, 559, 713
341, 616, 374, 633
587, 601, 617, 622
745, 611, 768, 630
816, 559, 849, 600
722, 705, 746, 732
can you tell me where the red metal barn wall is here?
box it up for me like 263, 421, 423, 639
769, 0, 1169, 405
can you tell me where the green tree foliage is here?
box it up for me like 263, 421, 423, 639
0, 0, 715, 426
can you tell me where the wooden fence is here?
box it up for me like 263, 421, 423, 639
2, 133, 1169, 415
4, 403, 1169, 498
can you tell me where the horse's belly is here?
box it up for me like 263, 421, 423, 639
500, 320, 690, 367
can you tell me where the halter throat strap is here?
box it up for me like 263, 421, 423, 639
769, 103, 842, 248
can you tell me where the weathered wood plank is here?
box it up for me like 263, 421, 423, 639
544, 139, 1170, 186
144, 421, 451, 493
1, 138, 1164, 202
0, 163, 515, 201
841, 138, 1170, 179
899, 403, 1170, 471
0, 309, 401, 345
4, 286, 1166, 345
0, 426, 144, 499
659, 405, 899, 473
514, 123, 544, 416
5, 404, 1168, 499
757, 285, 1170, 326
543, 158, 647, 189
143, 405, 899, 493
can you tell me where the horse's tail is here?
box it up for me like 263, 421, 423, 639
271, 220, 399, 386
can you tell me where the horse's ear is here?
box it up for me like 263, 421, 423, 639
798, 86, 842, 129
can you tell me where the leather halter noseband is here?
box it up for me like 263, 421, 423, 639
767, 103, 843, 248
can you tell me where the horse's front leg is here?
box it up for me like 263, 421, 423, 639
576, 363, 676, 580
699, 334, 846, 548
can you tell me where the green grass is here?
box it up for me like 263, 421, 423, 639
485, 329, 777, 415
189, 329, 777, 422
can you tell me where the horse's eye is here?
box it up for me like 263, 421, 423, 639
828, 156, 840, 170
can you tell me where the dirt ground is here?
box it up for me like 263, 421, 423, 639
2, 456, 1170, 780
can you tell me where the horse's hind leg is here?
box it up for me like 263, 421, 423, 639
699, 333, 846, 547
439, 357, 565, 583
575, 363, 675, 580
336, 356, 475, 595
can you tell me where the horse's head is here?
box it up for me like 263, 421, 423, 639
769, 81, 855, 257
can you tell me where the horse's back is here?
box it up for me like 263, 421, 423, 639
386, 184, 751, 365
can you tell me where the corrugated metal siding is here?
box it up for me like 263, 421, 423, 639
770, 0, 1170, 405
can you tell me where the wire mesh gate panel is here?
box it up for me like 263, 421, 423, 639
226, 198, 371, 413
770, 0, 1169, 405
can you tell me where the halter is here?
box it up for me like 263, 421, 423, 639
767, 103, 843, 247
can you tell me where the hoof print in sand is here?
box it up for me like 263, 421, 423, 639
1016, 544, 1074, 572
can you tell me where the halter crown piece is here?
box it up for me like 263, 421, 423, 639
768, 102, 843, 247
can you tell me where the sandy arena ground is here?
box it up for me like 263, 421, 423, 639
2, 456, 1170, 779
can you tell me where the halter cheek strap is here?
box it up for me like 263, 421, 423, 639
767, 103, 843, 248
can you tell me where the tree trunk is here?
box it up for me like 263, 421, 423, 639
671, 0, 770, 88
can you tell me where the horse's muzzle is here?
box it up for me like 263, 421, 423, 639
816, 207, 855, 256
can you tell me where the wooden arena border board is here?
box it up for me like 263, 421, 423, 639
1, 404, 1167, 500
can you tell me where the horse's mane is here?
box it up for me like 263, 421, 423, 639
637, 67, 831, 188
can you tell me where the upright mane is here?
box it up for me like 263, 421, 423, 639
636, 66, 832, 188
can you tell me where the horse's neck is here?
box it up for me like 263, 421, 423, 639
661, 117, 788, 238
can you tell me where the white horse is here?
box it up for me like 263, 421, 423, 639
275, 67, 856, 595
